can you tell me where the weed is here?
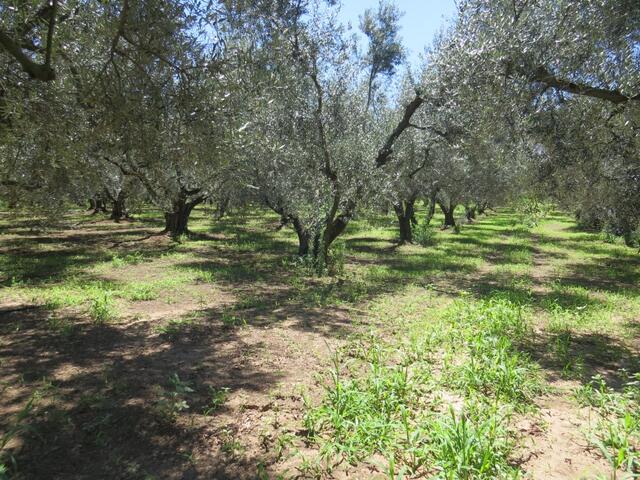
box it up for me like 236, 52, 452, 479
153, 374, 194, 421
202, 386, 230, 415
111, 251, 145, 267
414, 222, 436, 247
221, 430, 245, 458
430, 404, 518, 479
88, 291, 117, 323
576, 373, 640, 477
1, 389, 42, 476
155, 317, 194, 337
45, 316, 77, 337
221, 310, 246, 328
123, 283, 158, 301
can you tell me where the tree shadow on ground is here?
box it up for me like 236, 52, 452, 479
0, 306, 284, 479
558, 260, 640, 292
522, 331, 639, 390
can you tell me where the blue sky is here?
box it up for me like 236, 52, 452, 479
336, 0, 458, 66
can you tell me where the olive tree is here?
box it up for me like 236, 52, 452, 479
234, 0, 423, 263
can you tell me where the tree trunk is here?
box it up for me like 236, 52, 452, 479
465, 205, 476, 222
163, 195, 203, 237
320, 217, 349, 260
424, 188, 440, 225
292, 217, 312, 256
439, 201, 456, 228
314, 207, 353, 267
91, 197, 107, 215
394, 198, 416, 244
215, 197, 229, 220
620, 220, 638, 247
110, 191, 127, 222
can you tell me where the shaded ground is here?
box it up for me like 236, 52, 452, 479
1, 207, 638, 479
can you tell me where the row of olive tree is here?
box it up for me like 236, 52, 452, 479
1, 0, 638, 255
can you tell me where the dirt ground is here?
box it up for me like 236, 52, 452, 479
1, 210, 638, 479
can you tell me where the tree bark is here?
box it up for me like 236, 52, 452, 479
163, 194, 204, 237
320, 215, 349, 259
91, 197, 107, 215
465, 205, 476, 222
439, 201, 456, 228
394, 197, 416, 244
292, 217, 313, 256
425, 190, 439, 226
110, 191, 127, 222
215, 197, 229, 220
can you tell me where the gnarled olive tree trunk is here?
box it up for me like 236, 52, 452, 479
292, 217, 320, 257
438, 200, 457, 228
163, 193, 205, 237
89, 196, 107, 215
393, 195, 417, 244
215, 197, 229, 220
465, 204, 476, 222
424, 189, 439, 226
109, 191, 128, 222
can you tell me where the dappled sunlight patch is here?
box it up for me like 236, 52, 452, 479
1, 208, 638, 478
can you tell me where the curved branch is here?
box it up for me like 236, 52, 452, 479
376, 94, 424, 167
0, 29, 55, 81
531, 66, 639, 105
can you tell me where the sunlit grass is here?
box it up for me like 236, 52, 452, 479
1, 205, 638, 477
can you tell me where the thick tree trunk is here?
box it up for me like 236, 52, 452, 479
394, 198, 416, 244
91, 197, 107, 215
110, 191, 127, 222
620, 220, 638, 247
320, 217, 349, 259
292, 217, 313, 256
425, 191, 438, 226
398, 214, 412, 244
215, 197, 229, 220
465, 205, 476, 222
439, 201, 456, 228
314, 207, 353, 266
163, 195, 203, 237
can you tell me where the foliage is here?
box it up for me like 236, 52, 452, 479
88, 292, 117, 323
203, 386, 230, 416
514, 198, 553, 229
153, 374, 194, 422
575, 373, 640, 475
304, 295, 540, 476
413, 222, 436, 247
0, 386, 46, 477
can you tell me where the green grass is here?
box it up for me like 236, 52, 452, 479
298, 209, 639, 477
303, 296, 541, 477
1, 205, 638, 478
575, 373, 640, 474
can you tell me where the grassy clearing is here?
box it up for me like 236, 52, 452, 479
0, 206, 639, 478
296, 209, 640, 478
303, 295, 542, 478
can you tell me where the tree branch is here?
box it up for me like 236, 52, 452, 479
531, 66, 639, 105
0, 28, 55, 81
375, 94, 424, 167
1, 179, 42, 191
44, 0, 58, 67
